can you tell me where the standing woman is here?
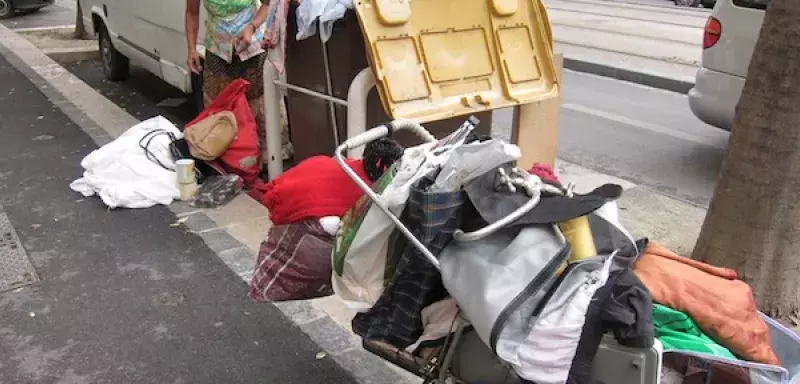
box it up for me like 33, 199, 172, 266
185, 0, 292, 163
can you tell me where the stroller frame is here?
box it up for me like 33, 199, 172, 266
333, 119, 664, 384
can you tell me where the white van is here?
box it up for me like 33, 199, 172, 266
77, 0, 207, 108
688, 0, 767, 131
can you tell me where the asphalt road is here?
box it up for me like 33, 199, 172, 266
0, 52, 359, 384
1, 0, 76, 30
63, 58, 727, 208
556, 71, 727, 206
492, 70, 727, 207
575, 0, 713, 10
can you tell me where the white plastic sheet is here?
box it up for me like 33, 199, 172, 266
70, 116, 182, 209
295, 0, 353, 42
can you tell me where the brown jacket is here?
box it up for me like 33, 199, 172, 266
633, 242, 779, 365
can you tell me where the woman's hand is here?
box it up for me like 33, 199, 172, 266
185, 0, 202, 72
235, 23, 256, 53
187, 49, 203, 74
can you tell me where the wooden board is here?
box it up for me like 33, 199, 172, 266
512, 53, 564, 168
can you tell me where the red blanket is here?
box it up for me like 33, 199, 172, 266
262, 156, 371, 225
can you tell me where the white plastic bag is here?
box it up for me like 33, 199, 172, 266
70, 116, 182, 209
331, 142, 438, 310
432, 140, 521, 191
295, 0, 353, 42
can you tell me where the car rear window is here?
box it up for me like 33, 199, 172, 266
732, 0, 768, 10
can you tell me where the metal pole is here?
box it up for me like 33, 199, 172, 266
277, 82, 348, 106
320, 33, 340, 145
263, 61, 284, 181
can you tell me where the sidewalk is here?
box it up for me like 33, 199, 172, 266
0, 53, 359, 384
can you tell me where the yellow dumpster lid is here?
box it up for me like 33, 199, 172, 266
354, 0, 560, 123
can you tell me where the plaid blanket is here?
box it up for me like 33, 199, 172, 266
250, 220, 335, 302
353, 173, 466, 348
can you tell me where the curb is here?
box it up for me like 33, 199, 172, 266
14, 26, 99, 64
10, 24, 77, 33
563, 57, 695, 94
43, 47, 99, 64
0, 23, 410, 384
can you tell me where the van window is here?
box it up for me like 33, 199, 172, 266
732, 0, 768, 9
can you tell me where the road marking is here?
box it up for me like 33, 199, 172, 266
562, 102, 725, 148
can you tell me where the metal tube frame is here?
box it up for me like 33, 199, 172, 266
263, 59, 376, 181
334, 121, 441, 270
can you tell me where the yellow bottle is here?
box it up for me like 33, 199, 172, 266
558, 215, 597, 263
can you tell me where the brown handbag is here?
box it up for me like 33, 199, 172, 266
184, 111, 238, 160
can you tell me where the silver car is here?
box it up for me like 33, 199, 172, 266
688, 0, 767, 131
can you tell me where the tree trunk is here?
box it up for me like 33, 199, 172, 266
693, 0, 800, 324
73, 0, 87, 40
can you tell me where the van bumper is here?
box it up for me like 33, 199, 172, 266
688, 67, 746, 131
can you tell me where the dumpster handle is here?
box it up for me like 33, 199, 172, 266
334, 120, 440, 269
346, 68, 377, 158
264, 63, 377, 180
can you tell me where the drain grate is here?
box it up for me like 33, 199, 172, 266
0, 205, 39, 293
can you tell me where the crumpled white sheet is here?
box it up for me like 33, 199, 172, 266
295, 0, 353, 42
405, 298, 470, 355
70, 116, 182, 209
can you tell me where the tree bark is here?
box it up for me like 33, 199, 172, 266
73, 0, 87, 40
693, 0, 800, 323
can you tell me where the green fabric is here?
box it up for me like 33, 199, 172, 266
653, 304, 737, 359
203, 0, 253, 17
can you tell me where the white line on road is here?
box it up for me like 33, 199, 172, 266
562, 102, 725, 148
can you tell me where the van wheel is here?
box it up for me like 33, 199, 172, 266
674, 0, 701, 6
99, 25, 130, 81
0, 0, 14, 19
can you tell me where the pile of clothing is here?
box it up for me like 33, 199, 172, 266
249, 137, 404, 302
636, 242, 800, 384
328, 124, 650, 384
247, 118, 798, 384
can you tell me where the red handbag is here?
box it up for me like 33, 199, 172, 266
186, 79, 261, 186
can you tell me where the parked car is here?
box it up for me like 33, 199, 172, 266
76, 0, 207, 111
688, 0, 767, 131
0, 0, 55, 19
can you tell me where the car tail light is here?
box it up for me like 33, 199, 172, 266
703, 17, 722, 49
